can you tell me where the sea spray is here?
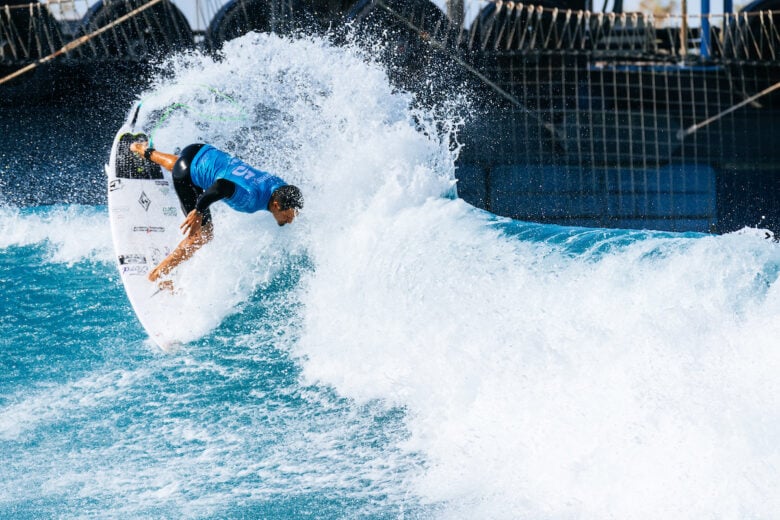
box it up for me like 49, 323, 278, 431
2, 31, 779, 518
107, 32, 780, 517
300, 205, 780, 518
0, 205, 112, 264
129, 32, 460, 344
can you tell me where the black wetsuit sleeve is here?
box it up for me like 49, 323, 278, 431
195, 179, 236, 214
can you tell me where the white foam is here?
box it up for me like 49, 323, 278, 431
127, 33, 455, 345
92, 32, 780, 516
0, 368, 149, 441
299, 206, 780, 518
0, 205, 113, 264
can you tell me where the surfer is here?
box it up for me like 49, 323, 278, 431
129, 141, 303, 282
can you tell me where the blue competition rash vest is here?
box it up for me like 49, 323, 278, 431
190, 145, 287, 213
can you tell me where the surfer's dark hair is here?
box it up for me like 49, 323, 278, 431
271, 185, 303, 211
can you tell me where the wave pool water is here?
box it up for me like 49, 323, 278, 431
2, 33, 780, 518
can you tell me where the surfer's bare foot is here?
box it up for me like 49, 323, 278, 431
130, 141, 148, 156
157, 280, 175, 293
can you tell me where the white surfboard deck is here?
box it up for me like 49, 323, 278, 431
106, 106, 188, 351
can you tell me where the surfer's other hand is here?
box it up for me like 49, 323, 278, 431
180, 209, 203, 238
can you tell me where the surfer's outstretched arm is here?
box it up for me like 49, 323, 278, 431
146, 180, 233, 282
148, 210, 213, 282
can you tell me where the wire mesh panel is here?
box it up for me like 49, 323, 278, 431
469, 4, 780, 232
0, 0, 194, 63
350, 0, 780, 232
77, 0, 194, 61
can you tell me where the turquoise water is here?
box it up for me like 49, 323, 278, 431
3, 33, 780, 518
0, 208, 418, 518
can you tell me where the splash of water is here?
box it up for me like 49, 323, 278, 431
4, 31, 780, 518
0, 205, 112, 264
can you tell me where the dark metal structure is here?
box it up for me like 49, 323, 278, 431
347, 0, 780, 232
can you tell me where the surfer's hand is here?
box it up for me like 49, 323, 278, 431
180, 209, 203, 238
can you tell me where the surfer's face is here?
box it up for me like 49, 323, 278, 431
270, 203, 298, 226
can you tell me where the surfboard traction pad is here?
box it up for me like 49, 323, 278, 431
116, 133, 164, 180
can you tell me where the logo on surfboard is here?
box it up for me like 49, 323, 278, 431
118, 254, 147, 265
133, 226, 165, 233
121, 265, 148, 276
138, 191, 151, 211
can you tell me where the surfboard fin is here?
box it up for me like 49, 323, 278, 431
129, 103, 142, 129
150, 279, 176, 297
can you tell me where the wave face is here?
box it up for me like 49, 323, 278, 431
2, 33, 780, 518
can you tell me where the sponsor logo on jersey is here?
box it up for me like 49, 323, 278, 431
109, 179, 123, 191
233, 164, 270, 184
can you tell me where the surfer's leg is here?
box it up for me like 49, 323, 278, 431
174, 143, 205, 173
172, 144, 212, 226
147, 144, 214, 282
129, 142, 178, 171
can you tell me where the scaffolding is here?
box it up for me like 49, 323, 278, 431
0, 0, 309, 66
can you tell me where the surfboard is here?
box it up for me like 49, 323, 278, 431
106, 105, 187, 351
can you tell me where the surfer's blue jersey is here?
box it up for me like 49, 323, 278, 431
190, 145, 286, 213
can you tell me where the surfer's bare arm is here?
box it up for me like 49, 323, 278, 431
175, 181, 234, 239
180, 209, 204, 238
146, 178, 233, 282
148, 219, 214, 282
130, 142, 178, 171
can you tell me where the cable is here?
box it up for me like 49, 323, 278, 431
677, 79, 780, 140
